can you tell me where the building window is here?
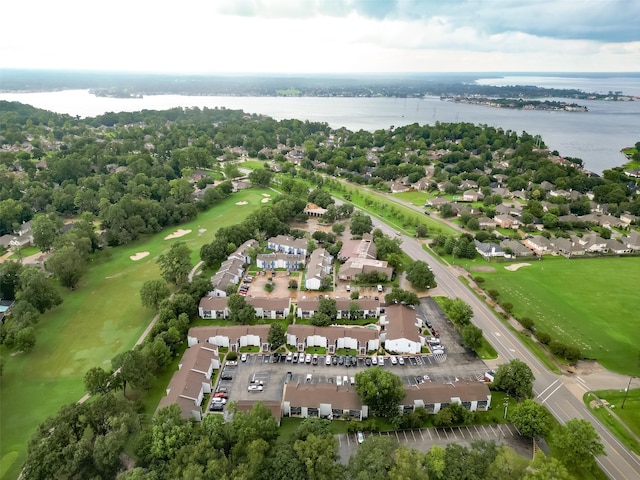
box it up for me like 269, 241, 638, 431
290, 406, 302, 416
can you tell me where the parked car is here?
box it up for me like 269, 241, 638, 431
332, 356, 338, 365
286, 352, 293, 362
292, 354, 298, 363
305, 354, 312, 364
247, 385, 263, 392
312, 354, 318, 365
390, 355, 397, 365
241, 353, 247, 362
338, 356, 345, 365
285, 371, 293, 383
211, 397, 226, 405
210, 403, 224, 412
298, 352, 305, 363
325, 355, 332, 365
371, 356, 378, 365
398, 357, 405, 365
357, 431, 364, 444
365, 357, 372, 366
220, 373, 233, 380
378, 356, 385, 366
425, 319, 433, 329
432, 348, 445, 355
213, 392, 228, 399
377, 285, 383, 292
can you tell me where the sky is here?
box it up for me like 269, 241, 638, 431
2, 0, 639, 74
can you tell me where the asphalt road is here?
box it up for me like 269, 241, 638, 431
370, 216, 640, 479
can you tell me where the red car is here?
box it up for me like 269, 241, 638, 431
432, 328, 440, 338
214, 392, 228, 399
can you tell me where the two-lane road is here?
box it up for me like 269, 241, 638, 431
371, 216, 640, 478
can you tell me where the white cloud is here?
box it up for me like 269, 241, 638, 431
0, 0, 638, 73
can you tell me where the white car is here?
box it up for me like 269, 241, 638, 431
286, 352, 293, 362
390, 356, 397, 365
241, 353, 247, 362
371, 356, 378, 365
357, 431, 364, 444
305, 354, 312, 364
325, 355, 332, 365
398, 356, 405, 365
298, 352, 305, 363
377, 356, 385, 366
247, 385, 263, 392
211, 397, 226, 405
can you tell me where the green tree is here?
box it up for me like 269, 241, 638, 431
14, 325, 36, 352
415, 224, 428, 238
493, 359, 535, 400
0, 260, 23, 300
405, 260, 436, 289
17, 267, 62, 313
509, 399, 554, 438
46, 245, 87, 289
318, 297, 337, 321
355, 367, 404, 419
550, 419, 605, 471
248, 168, 274, 187
31, 213, 63, 252
487, 446, 528, 480
348, 435, 398, 480
311, 312, 331, 327
426, 444, 446, 480
350, 212, 373, 236
384, 287, 420, 306
332, 223, 345, 236
389, 446, 429, 480
84, 366, 114, 396
294, 433, 344, 480
440, 297, 473, 327
268, 323, 286, 349
112, 349, 151, 398
140, 279, 171, 311
461, 324, 483, 350
157, 241, 192, 286
523, 455, 574, 480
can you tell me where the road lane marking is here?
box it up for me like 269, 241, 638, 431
537, 379, 560, 399
540, 383, 563, 404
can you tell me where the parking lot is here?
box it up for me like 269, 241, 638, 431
209, 297, 489, 414
336, 424, 531, 464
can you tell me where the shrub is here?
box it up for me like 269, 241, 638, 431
535, 331, 552, 345
226, 351, 238, 361
487, 289, 500, 300
519, 317, 535, 331
549, 340, 566, 357
500, 302, 513, 314
474, 276, 486, 284
564, 345, 581, 362
264, 281, 275, 293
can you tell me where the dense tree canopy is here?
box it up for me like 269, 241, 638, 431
355, 367, 405, 419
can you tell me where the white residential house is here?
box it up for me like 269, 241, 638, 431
305, 248, 333, 290
380, 304, 424, 355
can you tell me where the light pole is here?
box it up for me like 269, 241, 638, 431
621, 376, 635, 409
503, 395, 509, 419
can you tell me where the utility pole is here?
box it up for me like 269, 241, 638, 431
621, 376, 634, 409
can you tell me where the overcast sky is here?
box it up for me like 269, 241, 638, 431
2, 0, 639, 73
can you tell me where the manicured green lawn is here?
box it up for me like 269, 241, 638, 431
0, 188, 272, 480
472, 256, 640, 376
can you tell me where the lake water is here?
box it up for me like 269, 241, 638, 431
1, 81, 639, 174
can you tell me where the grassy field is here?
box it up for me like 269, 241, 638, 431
585, 389, 640, 455
0, 188, 272, 480
470, 256, 640, 376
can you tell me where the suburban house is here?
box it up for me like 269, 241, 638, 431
0, 299, 14, 324
400, 382, 492, 414
286, 325, 380, 355
462, 190, 482, 202
380, 304, 424, 355
494, 214, 519, 229
624, 231, 640, 250
283, 382, 368, 420
604, 239, 632, 254
303, 203, 327, 217
156, 343, 220, 421
500, 240, 535, 258
524, 235, 554, 255
267, 235, 308, 256
551, 238, 585, 258
425, 197, 451, 208
338, 235, 376, 261
187, 325, 271, 352
477, 217, 498, 230
576, 233, 609, 253
256, 252, 305, 271
474, 241, 505, 260
337, 257, 393, 282
304, 248, 333, 290
0, 220, 33, 249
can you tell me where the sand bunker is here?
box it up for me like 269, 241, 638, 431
505, 263, 531, 272
235, 201, 249, 206
130, 252, 150, 261
261, 198, 271, 203
261, 193, 271, 197
164, 229, 192, 240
